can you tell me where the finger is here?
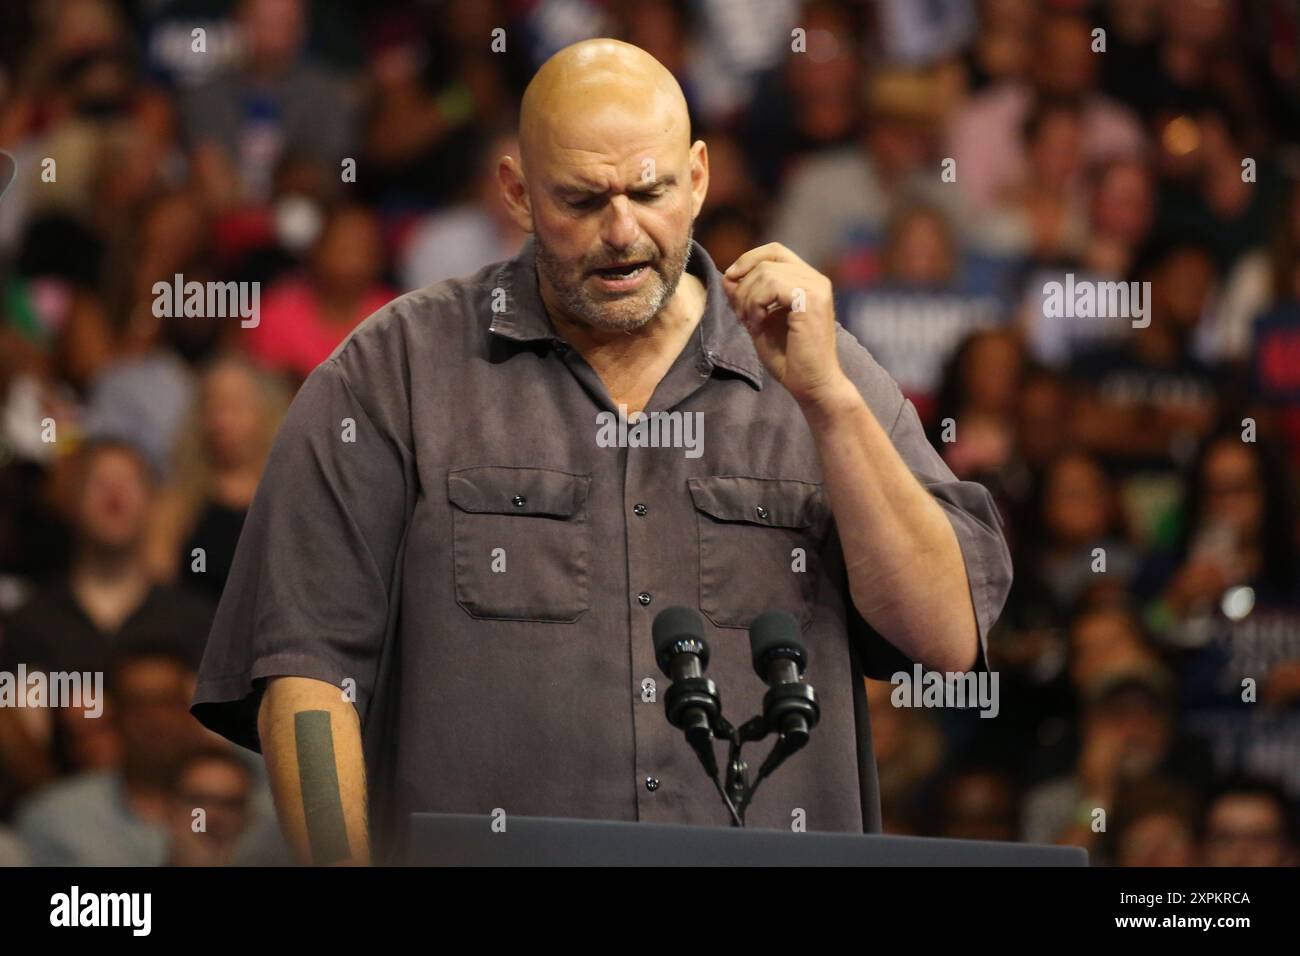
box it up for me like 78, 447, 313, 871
732, 262, 801, 322
723, 242, 806, 281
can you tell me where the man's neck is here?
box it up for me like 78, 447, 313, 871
547, 271, 708, 415
550, 269, 705, 348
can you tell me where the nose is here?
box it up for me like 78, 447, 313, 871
600, 194, 641, 251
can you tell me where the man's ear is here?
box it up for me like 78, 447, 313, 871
689, 140, 709, 219
497, 155, 534, 233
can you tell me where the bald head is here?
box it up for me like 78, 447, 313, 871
500, 39, 708, 335
519, 39, 690, 177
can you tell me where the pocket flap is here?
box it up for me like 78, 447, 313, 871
687, 476, 825, 529
448, 467, 591, 517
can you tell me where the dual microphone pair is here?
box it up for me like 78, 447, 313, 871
650, 606, 820, 826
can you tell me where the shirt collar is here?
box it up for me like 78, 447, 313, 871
487, 234, 764, 389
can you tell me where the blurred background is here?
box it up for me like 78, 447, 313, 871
1, 0, 1298, 867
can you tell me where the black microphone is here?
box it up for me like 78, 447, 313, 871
748, 611, 819, 742
652, 606, 721, 774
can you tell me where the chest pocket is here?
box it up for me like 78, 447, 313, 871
687, 476, 828, 630
448, 466, 592, 622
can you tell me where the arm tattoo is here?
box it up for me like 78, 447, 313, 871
294, 710, 352, 865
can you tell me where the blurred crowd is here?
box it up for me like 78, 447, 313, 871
1, 0, 1298, 866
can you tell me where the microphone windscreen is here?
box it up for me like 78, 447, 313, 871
652, 606, 707, 671
749, 610, 806, 677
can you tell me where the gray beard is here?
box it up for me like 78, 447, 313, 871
534, 224, 694, 333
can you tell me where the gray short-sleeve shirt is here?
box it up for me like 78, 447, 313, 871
192, 236, 1013, 858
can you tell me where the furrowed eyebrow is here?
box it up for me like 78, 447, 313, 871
555, 173, 677, 201
630, 174, 676, 192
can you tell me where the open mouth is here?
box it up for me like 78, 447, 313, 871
591, 261, 650, 280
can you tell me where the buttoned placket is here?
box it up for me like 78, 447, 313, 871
490, 240, 767, 821
618, 326, 728, 820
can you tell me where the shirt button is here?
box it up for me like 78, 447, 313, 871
512, 496, 527, 508
755, 505, 769, 520
637, 591, 652, 606
645, 776, 660, 792
633, 503, 647, 517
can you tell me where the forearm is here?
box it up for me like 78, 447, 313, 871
258, 676, 370, 865
799, 375, 980, 672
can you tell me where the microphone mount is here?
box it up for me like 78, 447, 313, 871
652, 607, 819, 826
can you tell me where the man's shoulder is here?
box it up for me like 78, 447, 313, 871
833, 324, 906, 429
296, 257, 516, 428
331, 259, 509, 361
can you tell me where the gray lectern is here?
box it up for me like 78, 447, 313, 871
407, 813, 1088, 866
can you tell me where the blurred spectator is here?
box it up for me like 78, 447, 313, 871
965, 0, 1037, 89
164, 747, 254, 867
769, 64, 1017, 284
1216, 176, 1300, 362
1022, 665, 1208, 853
695, 203, 764, 278
145, 355, 289, 600
0, 440, 214, 679
1067, 603, 1159, 694
361, 0, 523, 208
931, 328, 1024, 481
244, 202, 394, 381
739, 0, 867, 195
1141, 429, 1299, 650
1019, 157, 1156, 367
1219, 178, 1300, 466
398, 126, 527, 291
946, 8, 1146, 212
999, 95, 1089, 262
1083, 157, 1157, 280
79, 188, 223, 478
182, 0, 358, 209
1200, 777, 1297, 866
1015, 364, 1071, 473
14, 647, 209, 865
930, 766, 1020, 842
1149, 97, 1285, 277
1068, 242, 1226, 470
839, 206, 1006, 424
1108, 774, 1200, 867
866, 677, 944, 835
1019, 450, 1137, 611
694, 129, 764, 218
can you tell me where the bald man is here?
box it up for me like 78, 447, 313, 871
193, 40, 1012, 864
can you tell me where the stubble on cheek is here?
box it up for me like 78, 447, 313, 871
534, 222, 693, 333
